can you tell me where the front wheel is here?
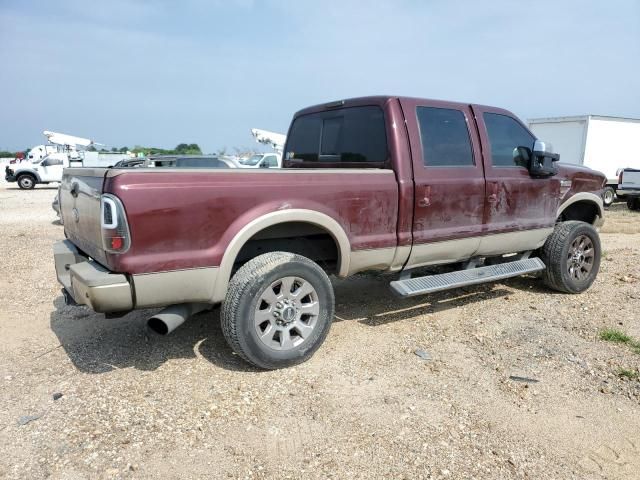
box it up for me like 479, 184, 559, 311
221, 252, 335, 369
540, 221, 601, 293
17, 174, 36, 190
602, 186, 615, 207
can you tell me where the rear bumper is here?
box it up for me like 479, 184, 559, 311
53, 240, 220, 313
54, 240, 133, 313
617, 188, 640, 197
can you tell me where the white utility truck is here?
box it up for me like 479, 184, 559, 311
528, 115, 640, 206
250, 128, 286, 154
237, 128, 285, 168
237, 152, 281, 168
5, 131, 128, 189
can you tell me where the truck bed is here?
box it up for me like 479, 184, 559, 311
59, 167, 401, 275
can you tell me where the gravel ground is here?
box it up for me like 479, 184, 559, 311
1, 181, 639, 480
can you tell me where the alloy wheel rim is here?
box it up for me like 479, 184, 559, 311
604, 189, 614, 204
567, 234, 594, 281
254, 276, 319, 350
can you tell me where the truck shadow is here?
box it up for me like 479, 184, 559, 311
4, 185, 59, 190
50, 274, 546, 374
332, 273, 514, 326
49, 296, 254, 374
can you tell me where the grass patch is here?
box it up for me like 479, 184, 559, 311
600, 328, 640, 354
600, 329, 632, 344
617, 368, 639, 380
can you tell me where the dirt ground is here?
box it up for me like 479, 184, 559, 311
0, 182, 639, 480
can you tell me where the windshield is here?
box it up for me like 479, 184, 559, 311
241, 154, 263, 166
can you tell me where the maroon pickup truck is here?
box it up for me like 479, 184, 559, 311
54, 96, 606, 369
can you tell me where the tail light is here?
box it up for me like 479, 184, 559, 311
618, 170, 624, 186
101, 194, 131, 253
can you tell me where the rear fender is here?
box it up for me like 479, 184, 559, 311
212, 209, 351, 302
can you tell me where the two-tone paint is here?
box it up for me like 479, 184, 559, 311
57, 96, 606, 311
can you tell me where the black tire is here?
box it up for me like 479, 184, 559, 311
602, 186, 615, 207
540, 221, 601, 294
17, 174, 36, 190
221, 252, 335, 369
627, 198, 640, 211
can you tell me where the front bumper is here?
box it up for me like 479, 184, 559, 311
5, 173, 16, 182
54, 240, 133, 312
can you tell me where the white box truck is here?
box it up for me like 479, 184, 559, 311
528, 115, 640, 206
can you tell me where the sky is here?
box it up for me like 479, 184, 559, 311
0, 0, 639, 153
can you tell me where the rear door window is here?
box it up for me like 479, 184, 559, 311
417, 107, 474, 167
284, 106, 388, 167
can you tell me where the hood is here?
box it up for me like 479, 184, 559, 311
556, 162, 606, 201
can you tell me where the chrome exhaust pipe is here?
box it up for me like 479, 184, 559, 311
147, 303, 210, 335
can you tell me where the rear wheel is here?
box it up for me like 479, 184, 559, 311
17, 174, 36, 190
540, 221, 601, 293
627, 198, 640, 211
602, 186, 615, 207
221, 252, 335, 369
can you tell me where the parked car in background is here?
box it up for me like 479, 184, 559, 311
114, 158, 148, 168
175, 156, 238, 168
54, 95, 606, 370
145, 155, 238, 169
238, 153, 282, 168
618, 168, 640, 210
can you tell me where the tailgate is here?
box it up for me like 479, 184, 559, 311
60, 168, 110, 267
620, 169, 640, 190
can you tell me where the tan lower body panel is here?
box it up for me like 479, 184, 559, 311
137, 229, 551, 307
405, 228, 553, 270
347, 247, 398, 275
475, 228, 552, 257
406, 237, 480, 270
133, 267, 219, 308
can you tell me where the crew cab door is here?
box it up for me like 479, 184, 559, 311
39, 156, 65, 181
472, 105, 559, 254
400, 98, 485, 268
260, 155, 279, 168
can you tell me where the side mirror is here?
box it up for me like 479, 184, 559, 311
528, 139, 559, 178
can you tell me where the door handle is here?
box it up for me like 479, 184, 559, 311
487, 194, 498, 203
418, 185, 432, 208
418, 197, 431, 208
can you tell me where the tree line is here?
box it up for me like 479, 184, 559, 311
87, 143, 202, 155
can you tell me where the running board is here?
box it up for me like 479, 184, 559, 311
390, 258, 546, 298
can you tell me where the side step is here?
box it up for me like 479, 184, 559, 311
390, 258, 546, 298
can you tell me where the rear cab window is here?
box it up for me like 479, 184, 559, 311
284, 106, 388, 168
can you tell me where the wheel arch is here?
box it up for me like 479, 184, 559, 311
212, 209, 350, 302
557, 192, 604, 227
17, 169, 41, 183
